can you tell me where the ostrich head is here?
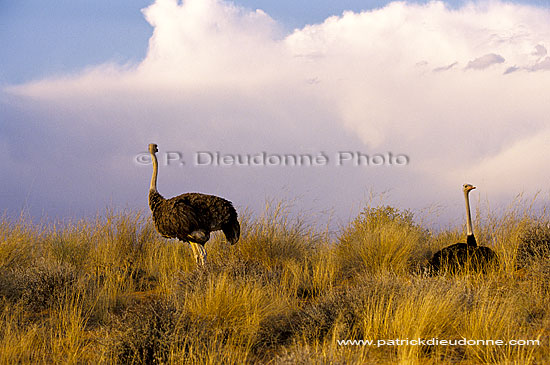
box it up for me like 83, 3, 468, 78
149, 143, 158, 154
463, 184, 476, 193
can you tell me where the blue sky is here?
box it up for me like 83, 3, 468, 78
2, 0, 550, 226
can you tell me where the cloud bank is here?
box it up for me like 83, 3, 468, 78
2, 0, 550, 225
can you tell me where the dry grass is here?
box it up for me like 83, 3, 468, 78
0, 201, 549, 364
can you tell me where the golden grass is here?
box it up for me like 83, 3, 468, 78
0, 200, 548, 364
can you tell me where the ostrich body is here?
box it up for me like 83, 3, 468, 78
428, 184, 498, 273
148, 143, 240, 265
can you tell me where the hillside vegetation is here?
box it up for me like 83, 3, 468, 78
0, 201, 548, 364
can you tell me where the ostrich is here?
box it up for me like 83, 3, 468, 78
147, 143, 240, 266
428, 184, 498, 273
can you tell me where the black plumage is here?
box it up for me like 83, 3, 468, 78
149, 190, 240, 245
147, 143, 239, 265
428, 235, 498, 273
428, 184, 498, 274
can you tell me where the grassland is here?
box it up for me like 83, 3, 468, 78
0, 200, 549, 364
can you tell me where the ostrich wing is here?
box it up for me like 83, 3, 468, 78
151, 197, 201, 241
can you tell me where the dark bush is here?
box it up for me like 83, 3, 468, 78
0, 263, 78, 312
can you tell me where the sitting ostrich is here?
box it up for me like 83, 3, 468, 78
147, 143, 240, 266
428, 184, 498, 273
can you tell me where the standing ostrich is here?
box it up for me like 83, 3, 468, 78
428, 184, 498, 273
147, 143, 240, 266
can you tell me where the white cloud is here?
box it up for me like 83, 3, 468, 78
447, 129, 550, 197
529, 56, 550, 71
504, 65, 520, 74
3, 0, 550, 223
503, 45, 550, 73
466, 53, 505, 69
433, 62, 458, 72
532, 44, 547, 58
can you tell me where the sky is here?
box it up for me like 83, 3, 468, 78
2, 0, 550, 229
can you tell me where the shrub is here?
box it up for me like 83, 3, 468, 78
336, 206, 429, 276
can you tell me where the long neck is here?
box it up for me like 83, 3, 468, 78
150, 151, 158, 192
464, 190, 473, 236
